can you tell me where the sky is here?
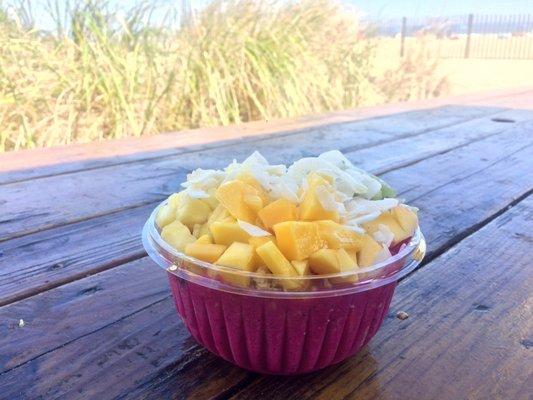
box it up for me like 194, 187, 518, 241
351, 0, 533, 19
8, 0, 533, 31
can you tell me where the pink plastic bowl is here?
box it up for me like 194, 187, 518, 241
142, 202, 426, 375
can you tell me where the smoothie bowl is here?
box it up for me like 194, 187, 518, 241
142, 150, 425, 375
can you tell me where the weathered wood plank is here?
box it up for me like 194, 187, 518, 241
1, 124, 531, 398
1, 107, 525, 242
0, 98, 509, 185
0, 115, 532, 305
229, 196, 533, 400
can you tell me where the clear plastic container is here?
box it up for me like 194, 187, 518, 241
142, 201, 426, 375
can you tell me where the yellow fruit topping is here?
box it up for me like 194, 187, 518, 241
291, 260, 310, 276
216, 180, 263, 223
185, 243, 227, 263
215, 242, 256, 286
257, 198, 298, 230
299, 173, 339, 222
273, 221, 324, 261
255, 241, 302, 289
210, 221, 250, 246
357, 234, 383, 267
391, 205, 418, 237
316, 220, 364, 250
160, 220, 196, 252
309, 248, 340, 274
175, 197, 211, 229
195, 234, 213, 244
362, 212, 409, 245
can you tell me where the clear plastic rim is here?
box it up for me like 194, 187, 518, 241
142, 200, 426, 298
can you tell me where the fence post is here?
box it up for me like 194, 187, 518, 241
465, 13, 474, 58
400, 17, 407, 57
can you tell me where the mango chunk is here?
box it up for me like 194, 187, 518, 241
236, 173, 270, 205
155, 203, 176, 228
391, 205, 418, 237
357, 234, 383, 267
206, 204, 234, 227
316, 220, 364, 250
249, 236, 276, 268
175, 197, 211, 229
363, 212, 409, 245
291, 260, 310, 276
195, 234, 212, 244
256, 241, 302, 289
257, 198, 298, 230
161, 220, 196, 252
243, 194, 264, 212
309, 249, 340, 274
215, 242, 256, 286
216, 180, 262, 223
210, 221, 250, 246
299, 173, 339, 222
273, 221, 324, 261
185, 243, 227, 263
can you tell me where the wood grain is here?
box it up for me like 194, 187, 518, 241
3, 87, 523, 184
0, 124, 531, 398
228, 196, 533, 400
1, 118, 531, 306
1, 106, 523, 242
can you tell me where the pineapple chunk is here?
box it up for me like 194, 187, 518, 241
291, 260, 310, 276
175, 197, 211, 229
210, 221, 250, 245
309, 249, 340, 274
206, 204, 234, 227
330, 248, 359, 283
161, 220, 196, 252
185, 243, 227, 263
249, 236, 276, 268
236, 173, 270, 205
243, 194, 264, 212
216, 180, 263, 223
363, 212, 409, 245
257, 198, 298, 230
391, 205, 418, 237
299, 173, 339, 222
195, 234, 212, 244
273, 221, 324, 261
204, 188, 219, 210
155, 203, 175, 228
357, 234, 383, 267
215, 242, 256, 286
256, 241, 302, 289
316, 220, 364, 250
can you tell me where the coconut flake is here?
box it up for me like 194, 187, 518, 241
348, 211, 381, 224
346, 198, 399, 218
237, 220, 271, 237
372, 224, 394, 247
185, 188, 210, 199
343, 224, 365, 234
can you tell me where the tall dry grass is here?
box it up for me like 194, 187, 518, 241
0, 0, 447, 152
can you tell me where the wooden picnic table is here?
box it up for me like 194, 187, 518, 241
1, 89, 532, 400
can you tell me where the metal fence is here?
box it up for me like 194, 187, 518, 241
368, 14, 533, 59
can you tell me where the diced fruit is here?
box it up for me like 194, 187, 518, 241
273, 221, 324, 261
185, 243, 227, 263
210, 221, 250, 245
249, 236, 276, 268
299, 173, 339, 222
357, 234, 383, 267
155, 203, 175, 228
192, 223, 202, 237
309, 249, 340, 274
195, 234, 212, 244
204, 188, 219, 210
391, 205, 418, 237
256, 241, 302, 289
206, 204, 234, 227
168, 192, 187, 209
175, 197, 211, 229
291, 260, 309, 276
330, 248, 359, 284
362, 212, 410, 245
216, 180, 262, 223
160, 220, 196, 252
316, 220, 364, 249
215, 242, 256, 286
236, 173, 270, 204
243, 194, 264, 212
257, 198, 298, 229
